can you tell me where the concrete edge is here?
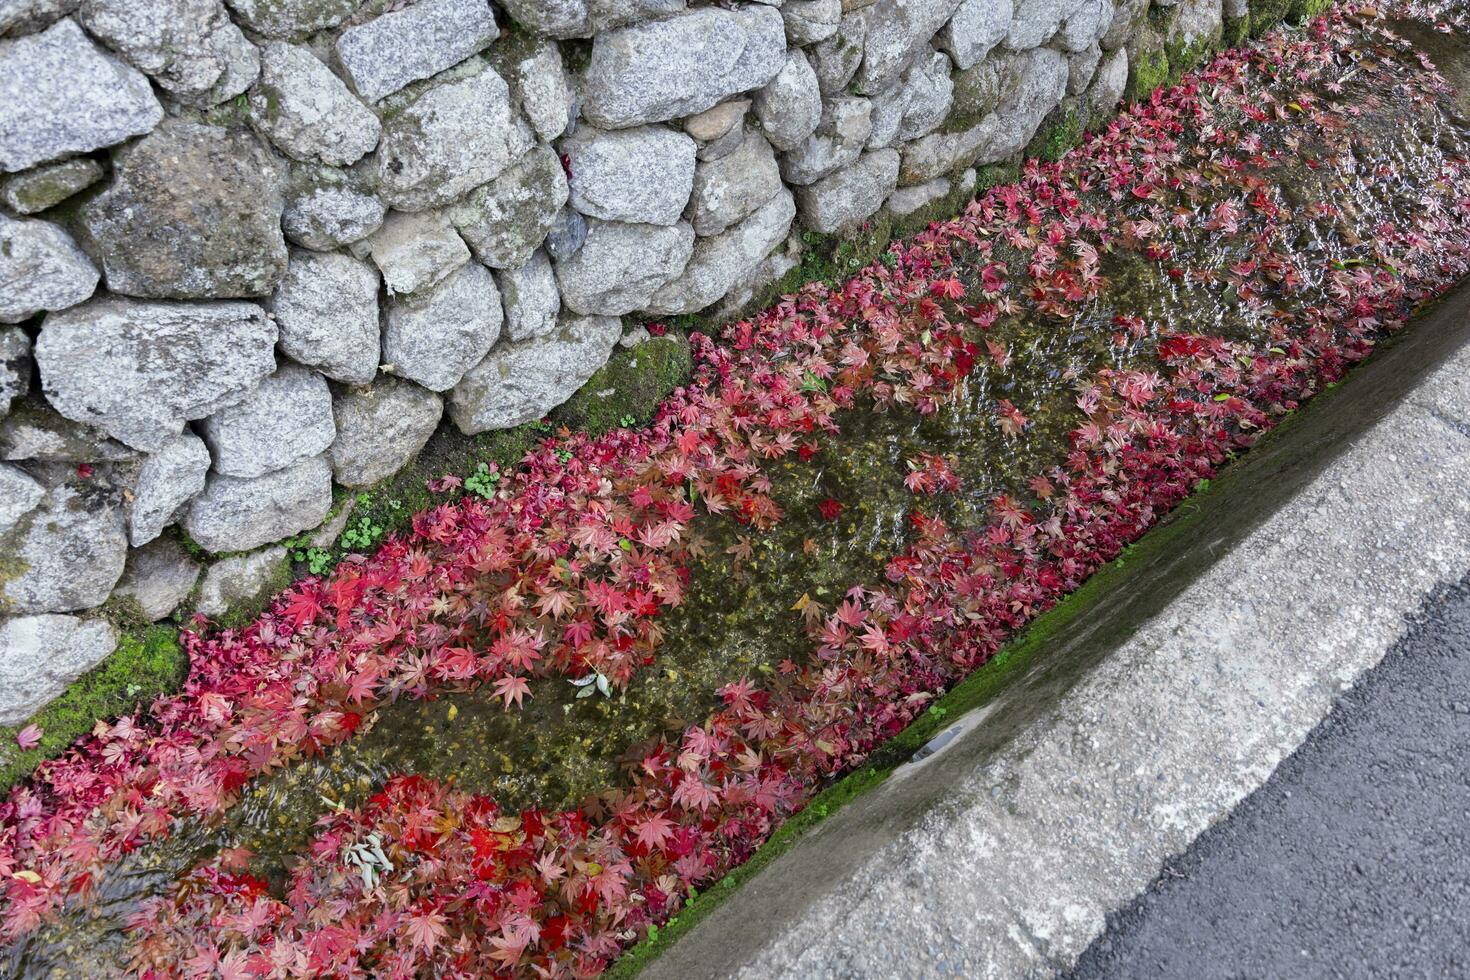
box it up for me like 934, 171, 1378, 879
642, 286, 1470, 979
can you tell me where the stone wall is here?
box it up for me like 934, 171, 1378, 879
0, 0, 1285, 723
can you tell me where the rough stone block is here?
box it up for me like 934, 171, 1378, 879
581, 6, 786, 128
77, 121, 287, 300
448, 313, 622, 433
336, 0, 500, 102
0, 615, 116, 726
34, 297, 278, 452
328, 376, 443, 488
0, 18, 161, 172
183, 454, 333, 553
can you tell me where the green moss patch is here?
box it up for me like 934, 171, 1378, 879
1225, 13, 1253, 47
1129, 41, 1171, 102
1292, 0, 1334, 18
551, 335, 694, 437
1032, 100, 1086, 163
1250, 0, 1296, 35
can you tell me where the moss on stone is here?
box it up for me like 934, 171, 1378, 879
1129, 44, 1171, 102
562, 38, 593, 76
1250, 0, 1295, 35
0, 160, 103, 214
1291, 0, 1333, 18
550, 335, 694, 437
770, 219, 899, 299
1225, 13, 1252, 47
486, 19, 541, 65
251, 83, 285, 125
201, 94, 253, 129
941, 60, 1003, 135
211, 551, 294, 631
0, 625, 187, 792
1167, 33, 1223, 84
1031, 100, 1086, 163
11, 178, 73, 213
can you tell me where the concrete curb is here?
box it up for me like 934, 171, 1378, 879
645, 285, 1470, 979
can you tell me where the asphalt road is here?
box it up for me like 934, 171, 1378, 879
1068, 574, 1470, 980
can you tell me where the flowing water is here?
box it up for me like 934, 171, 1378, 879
12, 10, 1470, 975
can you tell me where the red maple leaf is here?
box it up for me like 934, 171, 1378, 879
929, 277, 965, 300
817, 498, 843, 521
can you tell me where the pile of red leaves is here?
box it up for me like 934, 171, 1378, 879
3, 5, 1469, 977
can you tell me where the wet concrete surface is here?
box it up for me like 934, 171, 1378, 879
1068, 574, 1470, 980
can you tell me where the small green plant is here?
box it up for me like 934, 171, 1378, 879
465, 462, 502, 499
291, 547, 334, 576
619, 414, 636, 428
555, 447, 574, 465
341, 513, 385, 552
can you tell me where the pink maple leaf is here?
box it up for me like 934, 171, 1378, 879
632, 813, 674, 852
493, 675, 531, 711
404, 905, 447, 954
15, 724, 42, 750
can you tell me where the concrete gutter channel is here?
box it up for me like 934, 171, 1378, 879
642, 279, 1470, 979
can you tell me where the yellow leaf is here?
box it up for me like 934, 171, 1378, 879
446, 704, 458, 722
12, 870, 41, 884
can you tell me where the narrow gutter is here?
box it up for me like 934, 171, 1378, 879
625, 278, 1470, 978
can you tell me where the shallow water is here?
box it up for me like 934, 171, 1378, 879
12, 12, 1470, 976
